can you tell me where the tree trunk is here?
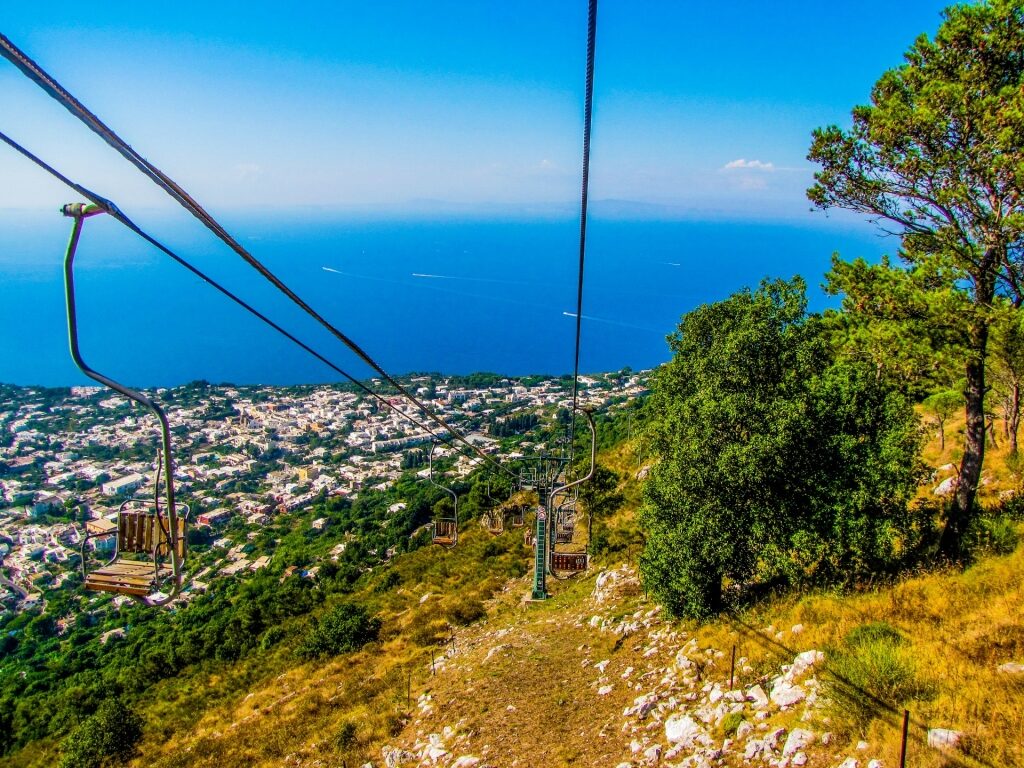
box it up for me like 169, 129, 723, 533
942, 259, 996, 562
1010, 380, 1020, 454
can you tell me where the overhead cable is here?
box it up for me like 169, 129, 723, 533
0, 32, 508, 477
0, 130, 511, 478
569, 0, 598, 454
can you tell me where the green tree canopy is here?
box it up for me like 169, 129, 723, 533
59, 698, 143, 768
639, 279, 924, 619
808, 0, 1024, 559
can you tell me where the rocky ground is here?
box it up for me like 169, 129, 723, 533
372, 567, 900, 768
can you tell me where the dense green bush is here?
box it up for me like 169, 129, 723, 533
296, 603, 381, 660
639, 278, 924, 618
59, 698, 143, 768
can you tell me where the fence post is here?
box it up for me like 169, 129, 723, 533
899, 709, 910, 768
729, 645, 736, 690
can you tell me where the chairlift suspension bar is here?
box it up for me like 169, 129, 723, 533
62, 204, 183, 604
0, 34, 512, 481
62, 204, 178, 540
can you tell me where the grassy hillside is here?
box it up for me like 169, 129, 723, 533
86, 426, 1020, 768
5, 411, 1023, 767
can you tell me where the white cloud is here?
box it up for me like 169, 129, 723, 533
234, 162, 263, 182
723, 158, 776, 172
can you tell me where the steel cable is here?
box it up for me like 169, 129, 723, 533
0, 130, 510, 477
0, 32, 510, 478
569, 0, 598, 457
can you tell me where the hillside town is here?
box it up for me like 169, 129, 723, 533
0, 372, 646, 617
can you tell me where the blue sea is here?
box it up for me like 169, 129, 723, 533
0, 209, 891, 387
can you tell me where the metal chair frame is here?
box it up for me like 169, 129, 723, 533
428, 441, 458, 548
63, 203, 186, 606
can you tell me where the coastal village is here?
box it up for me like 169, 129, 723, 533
0, 372, 646, 618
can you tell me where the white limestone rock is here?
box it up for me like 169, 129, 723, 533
927, 728, 963, 750
664, 713, 703, 746
451, 758, 481, 768
746, 684, 770, 709
837, 759, 859, 768
625, 692, 659, 719
998, 661, 1024, 674
787, 650, 825, 681
643, 744, 663, 763
783, 729, 814, 757
598, 684, 614, 695
770, 679, 806, 707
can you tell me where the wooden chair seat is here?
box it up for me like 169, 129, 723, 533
432, 519, 457, 546
85, 559, 172, 596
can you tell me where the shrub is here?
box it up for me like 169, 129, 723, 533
966, 514, 1019, 557
826, 621, 930, 733
720, 712, 743, 736
443, 594, 486, 626
296, 603, 381, 660
259, 625, 286, 651
336, 720, 357, 750
59, 698, 143, 768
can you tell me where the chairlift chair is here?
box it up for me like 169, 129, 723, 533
548, 409, 597, 579
428, 441, 458, 548
481, 480, 504, 536
63, 203, 188, 606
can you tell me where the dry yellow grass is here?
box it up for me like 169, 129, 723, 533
114, 421, 1024, 768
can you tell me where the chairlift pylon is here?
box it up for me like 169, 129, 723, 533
63, 203, 188, 606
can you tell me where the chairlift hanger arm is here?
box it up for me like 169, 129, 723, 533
62, 204, 178, 532
551, 408, 597, 501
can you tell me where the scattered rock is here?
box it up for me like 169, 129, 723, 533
792, 752, 808, 766
788, 650, 824, 680
381, 746, 416, 767
642, 744, 662, 763
624, 692, 659, 719
783, 729, 814, 757
837, 759, 859, 768
451, 758, 481, 768
598, 685, 614, 695
770, 679, 806, 708
746, 684, 770, 709
933, 476, 957, 496
867, 760, 883, 768
928, 728, 963, 750
998, 661, 1024, 674
856, 740, 868, 751
664, 713, 703, 746
595, 659, 611, 673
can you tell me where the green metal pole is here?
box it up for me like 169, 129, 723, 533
531, 480, 549, 600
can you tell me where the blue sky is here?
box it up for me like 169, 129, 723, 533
2, 1, 951, 219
